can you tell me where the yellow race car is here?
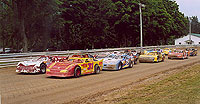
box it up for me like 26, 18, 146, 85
163, 48, 172, 55
139, 51, 165, 63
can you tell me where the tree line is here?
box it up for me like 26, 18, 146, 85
0, 0, 197, 52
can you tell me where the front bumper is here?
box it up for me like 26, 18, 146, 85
139, 58, 155, 63
16, 66, 40, 73
46, 69, 73, 77
103, 64, 117, 70
168, 55, 183, 59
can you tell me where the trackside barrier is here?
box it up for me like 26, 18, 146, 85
0, 45, 199, 68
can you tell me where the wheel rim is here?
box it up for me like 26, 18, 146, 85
118, 64, 121, 70
41, 65, 46, 73
97, 67, 100, 73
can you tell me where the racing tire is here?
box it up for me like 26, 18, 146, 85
40, 64, 46, 74
162, 58, 165, 62
134, 59, 137, 64
74, 66, 81, 78
118, 62, 122, 70
128, 61, 133, 68
157, 56, 159, 62
94, 65, 100, 74
155, 60, 159, 63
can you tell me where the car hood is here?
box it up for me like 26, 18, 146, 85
48, 61, 76, 70
168, 52, 183, 55
18, 61, 42, 66
140, 55, 156, 58
103, 58, 121, 64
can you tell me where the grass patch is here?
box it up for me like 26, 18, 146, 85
117, 64, 200, 104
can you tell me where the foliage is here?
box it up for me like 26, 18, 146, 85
0, 0, 198, 52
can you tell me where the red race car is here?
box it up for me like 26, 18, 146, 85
46, 54, 103, 78
168, 50, 188, 59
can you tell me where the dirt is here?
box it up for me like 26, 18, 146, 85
1, 55, 200, 104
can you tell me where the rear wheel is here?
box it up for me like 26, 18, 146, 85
128, 61, 133, 68
162, 58, 165, 62
156, 60, 159, 63
94, 65, 100, 74
40, 64, 46, 74
134, 59, 137, 64
74, 66, 81, 78
156, 56, 159, 62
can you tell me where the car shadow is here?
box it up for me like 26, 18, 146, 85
17, 73, 42, 75
46, 76, 74, 79
46, 73, 103, 79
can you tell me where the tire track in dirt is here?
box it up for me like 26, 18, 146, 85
1, 55, 200, 104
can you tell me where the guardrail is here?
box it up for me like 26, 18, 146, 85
0, 45, 199, 68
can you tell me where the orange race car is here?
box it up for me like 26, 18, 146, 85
168, 50, 188, 59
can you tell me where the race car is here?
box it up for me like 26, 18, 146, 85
139, 51, 165, 63
102, 54, 135, 70
186, 48, 197, 56
46, 54, 103, 78
168, 50, 188, 59
125, 50, 139, 64
16, 56, 67, 74
163, 48, 172, 55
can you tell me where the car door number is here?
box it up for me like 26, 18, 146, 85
87, 63, 93, 70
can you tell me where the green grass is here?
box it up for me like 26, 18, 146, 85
117, 64, 200, 104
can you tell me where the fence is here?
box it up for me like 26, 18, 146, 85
0, 45, 198, 68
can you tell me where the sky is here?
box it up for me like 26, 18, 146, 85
175, 0, 200, 21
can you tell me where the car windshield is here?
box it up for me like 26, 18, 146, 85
68, 58, 83, 63
29, 56, 47, 62
96, 54, 107, 58
147, 52, 157, 55
107, 55, 119, 59
174, 50, 183, 53
37, 57, 47, 61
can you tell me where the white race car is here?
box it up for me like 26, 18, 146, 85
16, 56, 52, 73
16, 56, 67, 74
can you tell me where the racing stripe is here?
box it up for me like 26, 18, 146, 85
49, 63, 56, 68
65, 64, 75, 69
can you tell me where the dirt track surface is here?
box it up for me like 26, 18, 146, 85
1, 55, 200, 104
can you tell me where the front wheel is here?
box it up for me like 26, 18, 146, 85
118, 62, 122, 70
40, 64, 46, 74
74, 66, 81, 78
